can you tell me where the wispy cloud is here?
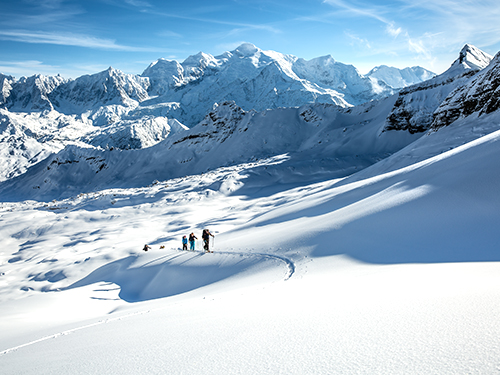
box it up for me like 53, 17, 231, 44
345, 32, 371, 49
323, 0, 434, 59
0, 60, 61, 77
386, 23, 402, 38
0, 30, 167, 52
322, 0, 390, 24
124, 0, 152, 8
145, 9, 281, 34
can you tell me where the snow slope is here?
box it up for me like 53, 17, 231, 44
1, 104, 500, 374
0, 97, 423, 201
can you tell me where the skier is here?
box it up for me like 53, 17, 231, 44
189, 232, 197, 251
202, 229, 214, 252
143, 244, 151, 252
182, 235, 188, 250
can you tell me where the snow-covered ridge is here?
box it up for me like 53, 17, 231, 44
382, 44, 493, 133
432, 50, 500, 129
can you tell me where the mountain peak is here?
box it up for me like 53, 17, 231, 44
450, 44, 493, 72
233, 43, 259, 57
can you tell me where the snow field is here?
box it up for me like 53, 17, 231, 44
1, 119, 500, 373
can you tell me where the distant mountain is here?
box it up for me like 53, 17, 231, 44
1, 43, 434, 126
0, 43, 439, 182
367, 65, 435, 89
141, 43, 435, 126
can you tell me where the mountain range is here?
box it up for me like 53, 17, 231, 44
0, 43, 495, 201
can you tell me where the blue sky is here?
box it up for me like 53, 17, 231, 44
0, 0, 499, 78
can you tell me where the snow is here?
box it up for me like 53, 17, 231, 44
1, 106, 500, 373
1, 43, 500, 374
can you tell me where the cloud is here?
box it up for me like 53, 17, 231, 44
147, 9, 281, 34
0, 60, 64, 78
124, 0, 152, 7
322, 0, 390, 24
0, 30, 166, 52
386, 23, 402, 38
157, 30, 183, 39
345, 32, 371, 49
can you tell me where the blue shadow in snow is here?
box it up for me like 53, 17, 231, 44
64, 253, 254, 302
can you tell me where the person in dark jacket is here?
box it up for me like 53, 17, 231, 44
202, 229, 214, 252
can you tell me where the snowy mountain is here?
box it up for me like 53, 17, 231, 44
432, 49, 500, 129
1, 44, 495, 200
0, 97, 411, 201
141, 43, 434, 126
2, 74, 68, 112
0, 43, 436, 183
50, 67, 150, 115
382, 44, 492, 133
1, 43, 434, 126
367, 65, 435, 88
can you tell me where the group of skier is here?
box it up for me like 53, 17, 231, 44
143, 229, 214, 253
182, 229, 214, 252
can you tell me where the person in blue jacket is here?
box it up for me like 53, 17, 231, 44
182, 235, 188, 250
189, 232, 197, 251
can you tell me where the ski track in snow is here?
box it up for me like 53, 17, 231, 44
0, 309, 152, 356
174, 248, 296, 281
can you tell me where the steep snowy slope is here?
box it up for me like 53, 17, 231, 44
382, 44, 492, 133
